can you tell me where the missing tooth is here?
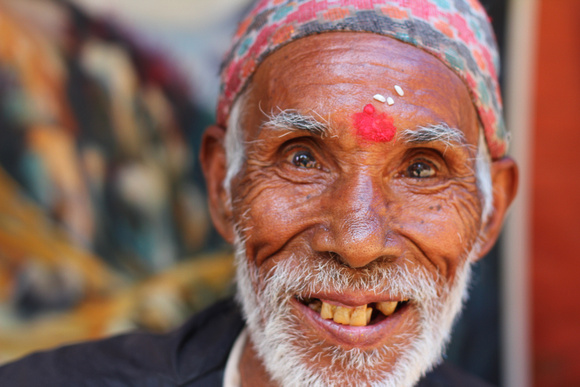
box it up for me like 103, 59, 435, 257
297, 297, 410, 327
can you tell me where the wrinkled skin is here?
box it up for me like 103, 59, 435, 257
201, 33, 517, 386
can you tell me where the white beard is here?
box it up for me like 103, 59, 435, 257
234, 232, 476, 387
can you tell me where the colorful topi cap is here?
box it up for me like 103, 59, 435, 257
218, 0, 508, 159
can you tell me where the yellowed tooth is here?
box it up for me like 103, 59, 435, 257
376, 301, 398, 316
333, 306, 352, 325
308, 300, 322, 313
366, 307, 372, 324
321, 302, 336, 320
350, 305, 368, 326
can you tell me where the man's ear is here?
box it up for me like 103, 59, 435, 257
476, 157, 519, 259
200, 125, 235, 243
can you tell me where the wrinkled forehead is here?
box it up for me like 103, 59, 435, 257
239, 33, 479, 147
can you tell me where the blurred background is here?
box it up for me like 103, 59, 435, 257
0, 1, 577, 386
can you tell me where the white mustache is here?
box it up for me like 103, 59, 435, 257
234, 231, 476, 387
253, 253, 441, 306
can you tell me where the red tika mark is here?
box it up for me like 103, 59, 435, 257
353, 104, 397, 143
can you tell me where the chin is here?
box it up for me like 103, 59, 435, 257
233, 235, 476, 387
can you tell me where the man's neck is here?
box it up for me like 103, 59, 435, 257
239, 337, 277, 387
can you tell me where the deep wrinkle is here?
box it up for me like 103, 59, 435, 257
200, 33, 517, 387
353, 104, 397, 143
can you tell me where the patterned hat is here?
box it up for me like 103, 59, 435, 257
218, 0, 508, 158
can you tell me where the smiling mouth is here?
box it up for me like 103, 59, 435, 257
296, 297, 409, 327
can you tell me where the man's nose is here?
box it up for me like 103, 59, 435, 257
311, 173, 401, 268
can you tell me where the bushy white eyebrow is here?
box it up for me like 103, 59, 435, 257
399, 123, 468, 148
261, 109, 329, 137
226, 100, 493, 223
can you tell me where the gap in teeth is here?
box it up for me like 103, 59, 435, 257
302, 298, 407, 327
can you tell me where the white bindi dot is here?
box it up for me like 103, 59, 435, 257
394, 85, 404, 96
373, 94, 386, 103
386, 97, 394, 105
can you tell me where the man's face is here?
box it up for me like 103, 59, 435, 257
204, 32, 512, 386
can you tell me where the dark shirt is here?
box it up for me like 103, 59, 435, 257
0, 298, 493, 386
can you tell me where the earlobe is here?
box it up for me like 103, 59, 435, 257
200, 125, 235, 243
476, 157, 519, 259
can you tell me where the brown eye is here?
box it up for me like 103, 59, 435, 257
407, 161, 435, 178
292, 150, 320, 169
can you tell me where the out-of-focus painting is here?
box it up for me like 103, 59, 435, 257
0, 0, 249, 364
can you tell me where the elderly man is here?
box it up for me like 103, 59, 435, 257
0, 0, 517, 386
